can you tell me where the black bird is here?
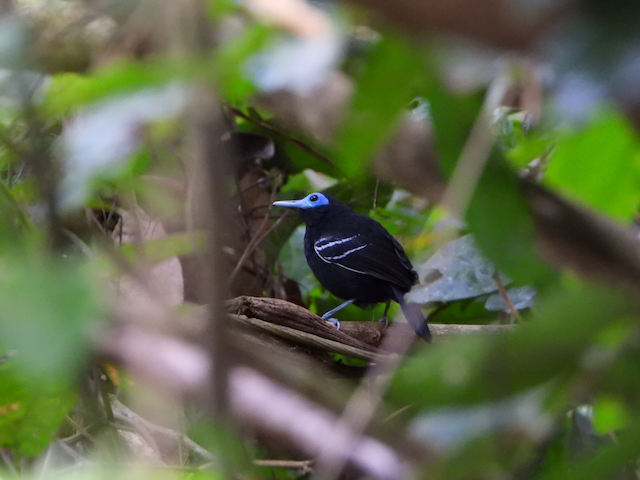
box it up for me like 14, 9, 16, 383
273, 192, 431, 340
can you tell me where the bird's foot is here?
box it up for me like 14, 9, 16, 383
378, 316, 389, 327
322, 315, 341, 330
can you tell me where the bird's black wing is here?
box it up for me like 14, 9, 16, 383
313, 231, 414, 290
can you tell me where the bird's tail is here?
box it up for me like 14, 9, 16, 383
393, 287, 431, 341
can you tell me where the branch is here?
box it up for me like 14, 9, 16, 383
226, 296, 512, 354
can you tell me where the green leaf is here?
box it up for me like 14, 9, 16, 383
389, 283, 630, 408
43, 59, 195, 118
0, 362, 76, 457
534, 416, 640, 480
466, 151, 556, 286
545, 110, 640, 222
420, 57, 484, 176
335, 33, 424, 176
592, 395, 630, 434
0, 256, 98, 380
215, 24, 272, 103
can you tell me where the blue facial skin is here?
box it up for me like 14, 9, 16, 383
272, 192, 329, 210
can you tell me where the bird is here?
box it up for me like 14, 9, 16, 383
273, 192, 431, 340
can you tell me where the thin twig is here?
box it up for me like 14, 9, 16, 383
382, 405, 413, 423
492, 271, 523, 322
61, 428, 94, 445
228, 208, 288, 285
65, 416, 99, 444
233, 173, 283, 199
228, 106, 336, 167
103, 197, 120, 237
229, 186, 277, 285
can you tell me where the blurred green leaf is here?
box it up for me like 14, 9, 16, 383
545, 110, 640, 222
592, 395, 630, 434
0, 256, 98, 380
506, 130, 552, 170
215, 24, 272, 103
390, 284, 631, 408
335, 33, 423, 176
43, 60, 194, 118
466, 153, 556, 287
208, 0, 237, 19
0, 361, 76, 457
0, 180, 32, 246
421, 60, 484, 176
534, 416, 640, 480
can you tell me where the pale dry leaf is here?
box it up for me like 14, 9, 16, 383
112, 206, 184, 309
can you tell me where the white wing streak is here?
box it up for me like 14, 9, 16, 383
314, 234, 360, 251
325, 244, 368, 260
314, 234, 369, 271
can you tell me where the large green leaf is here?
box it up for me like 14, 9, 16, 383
390, 283, 631, 408
546, 110, 640, 222
466, 152, 556, 287
420, 56, 485, 176
0, 256, 98, 380
335, 33, 424, 176
0, 362, 76, 457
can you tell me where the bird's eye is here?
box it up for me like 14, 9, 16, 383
309, 194, 319, 202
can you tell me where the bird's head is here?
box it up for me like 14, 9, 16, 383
273, 192, 330, 210
273, 192, 338, 223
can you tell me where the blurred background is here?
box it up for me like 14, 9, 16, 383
1, 0, 640, 479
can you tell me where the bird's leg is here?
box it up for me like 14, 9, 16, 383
321, 299, 355, 330
379, 300, 391, 326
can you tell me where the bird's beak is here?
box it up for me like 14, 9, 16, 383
273, 199, 304, 209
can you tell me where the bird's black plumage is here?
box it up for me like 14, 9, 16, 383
273, 192, 430, 340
